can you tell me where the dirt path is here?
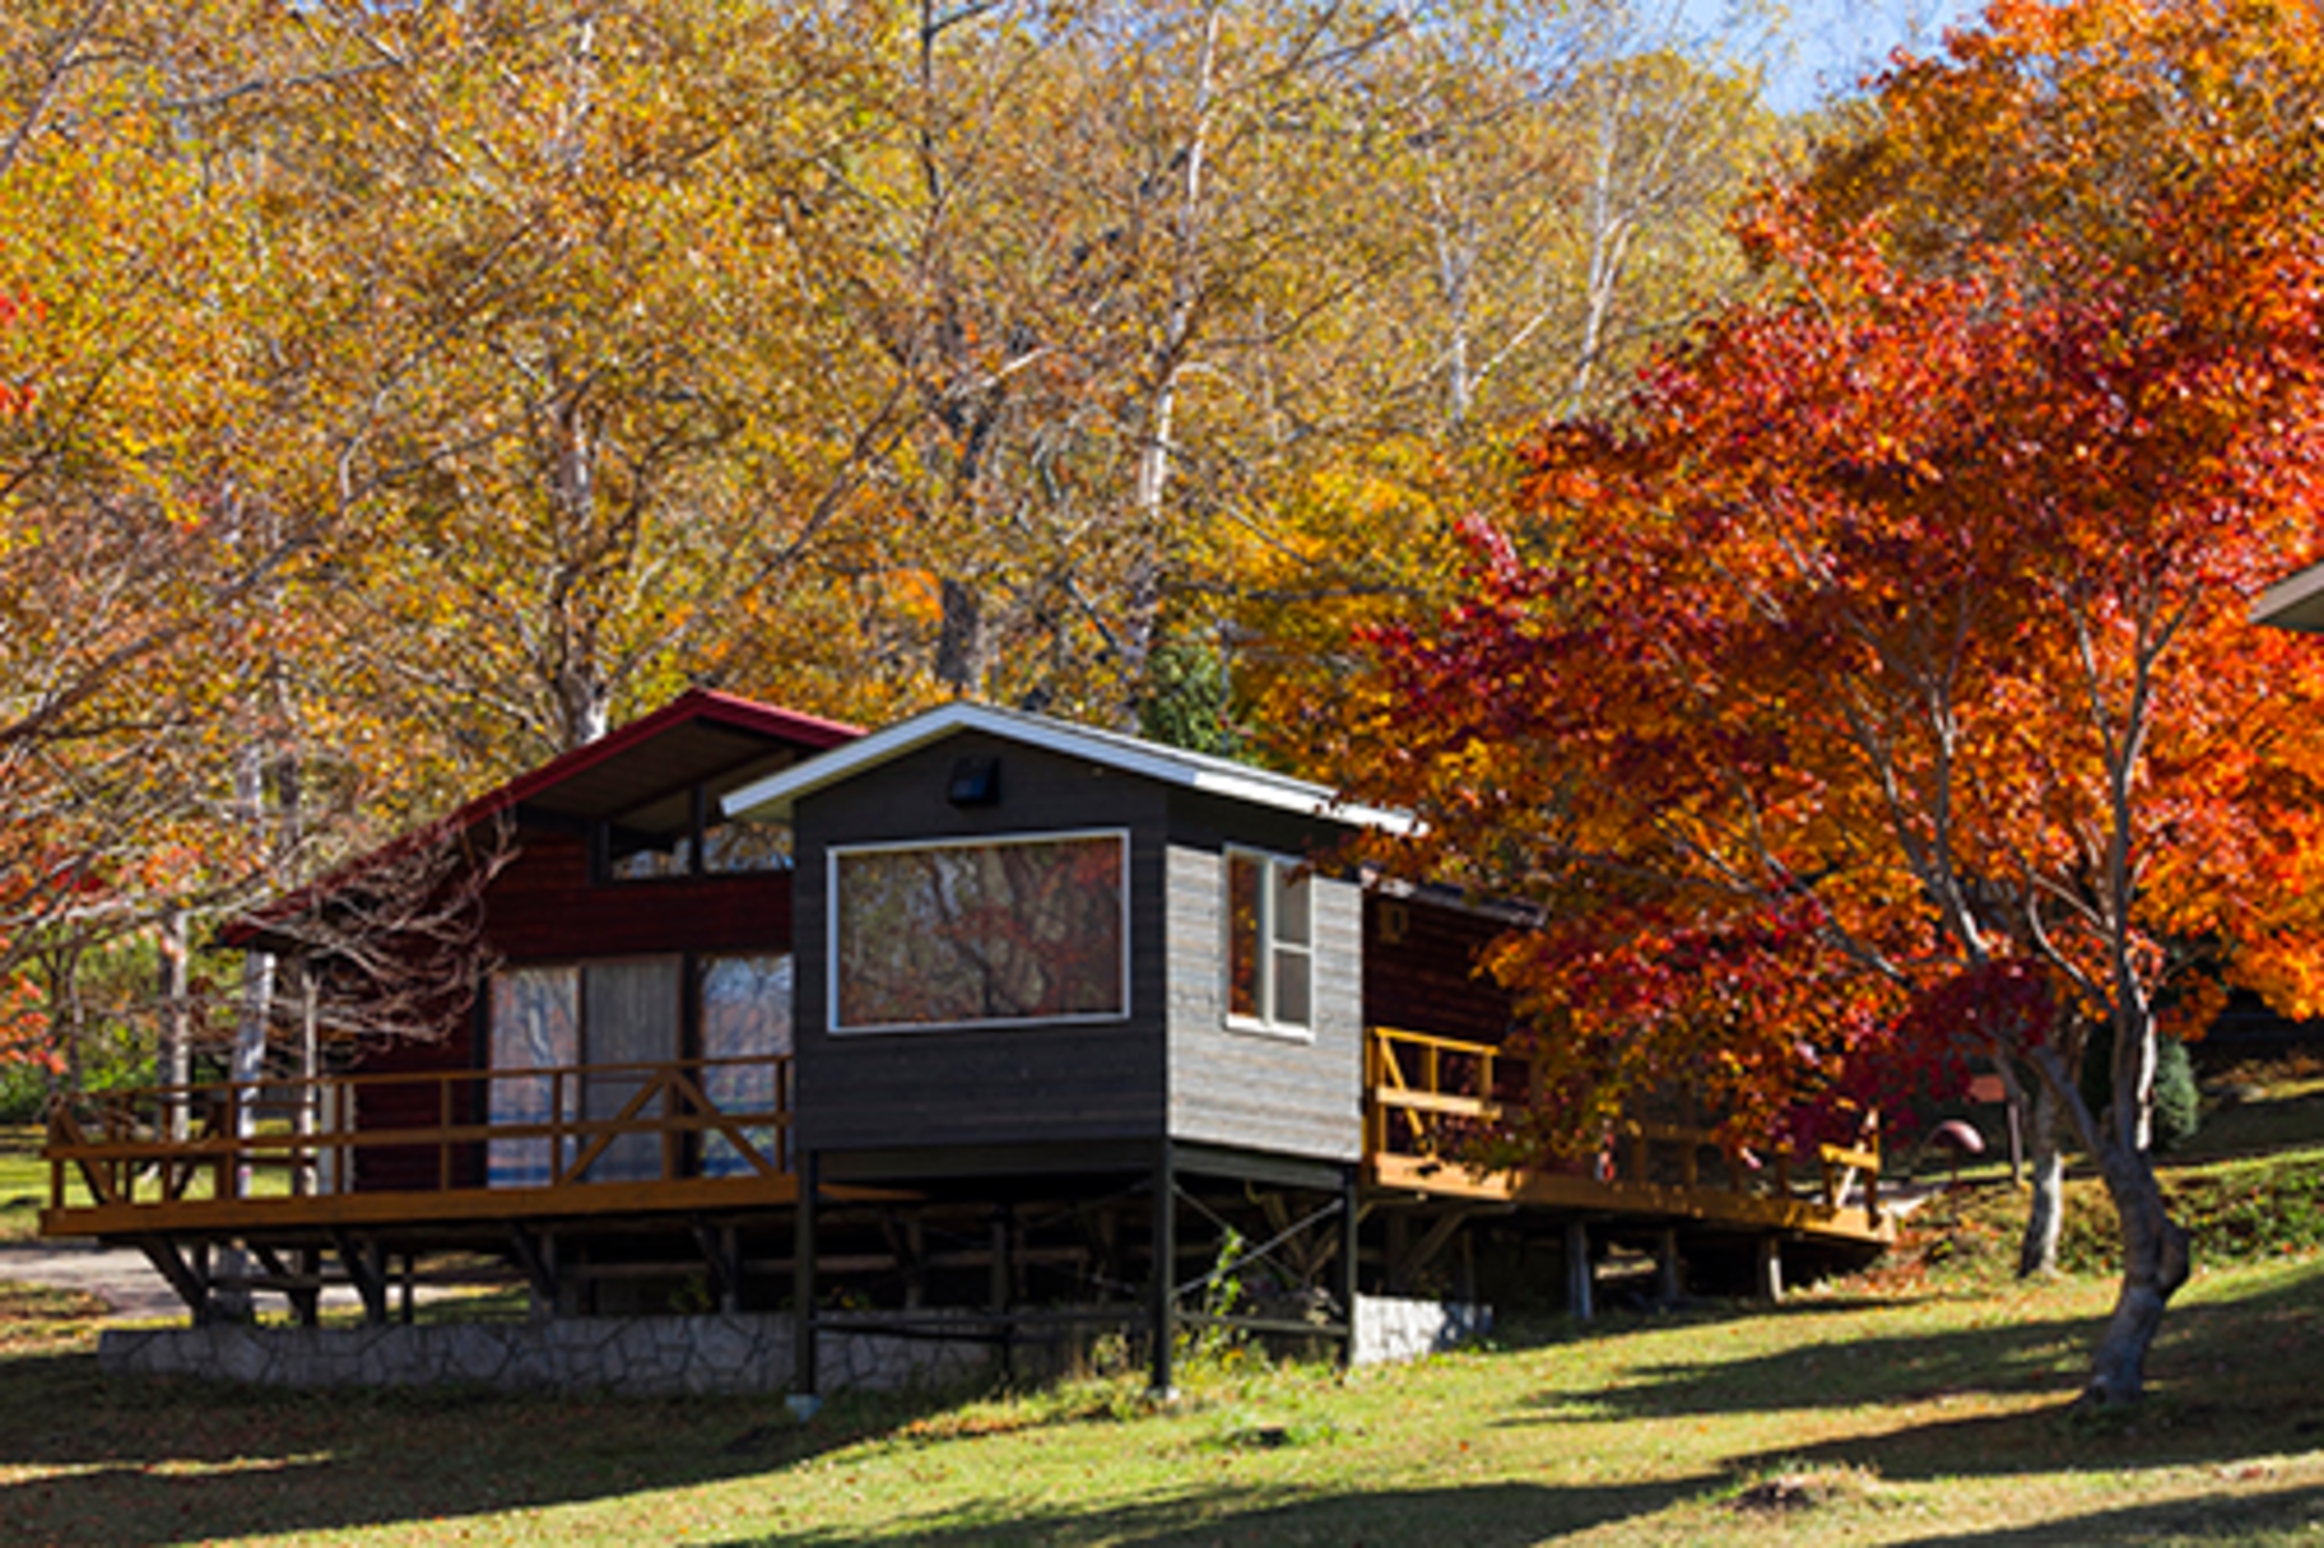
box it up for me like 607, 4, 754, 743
0, 1240, 186, 1321
0, 1240, 466, 1323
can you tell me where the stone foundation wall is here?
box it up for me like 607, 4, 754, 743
98, 1313, 988, 1396
99, 1295, 1491, 1394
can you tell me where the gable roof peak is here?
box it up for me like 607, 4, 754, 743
722, 699, 1415, 835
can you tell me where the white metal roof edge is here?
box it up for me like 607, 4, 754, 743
721, 700, 1417, 835
2254, 559, 2324, 633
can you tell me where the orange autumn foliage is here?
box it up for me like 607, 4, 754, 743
1353, 0, 2324, 1157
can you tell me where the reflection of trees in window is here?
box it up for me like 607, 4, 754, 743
700, 820, 792, 873
835, 834, 1127, 1029
1228, 854, 1264, 1019
700, 954, 791, 1175
1225, 850, 1311, 1032
487, 967, 579, 1187
608, 818, 793, 879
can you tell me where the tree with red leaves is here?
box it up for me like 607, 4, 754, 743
1351, 0, 2324, 1407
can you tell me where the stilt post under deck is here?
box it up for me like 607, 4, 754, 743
1150, 1141, 1175, 1399
1756, 1234, 1785, 1303
792, 1150, 820, 1414
992, 1204, 1015, 1386
1565, 1219, 1594, 1321
1337, 1163, 1361, 1368
1656, 1227, 1682, 1308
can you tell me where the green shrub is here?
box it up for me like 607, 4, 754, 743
2079, 1021, 2200, 1153
0, 1066, 48, 1125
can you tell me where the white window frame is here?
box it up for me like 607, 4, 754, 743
1222, 847, 1315, 1041
826, 827, 1133, 1034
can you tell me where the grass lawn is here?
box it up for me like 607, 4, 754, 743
0, 1075, 2317, 1544
0, 1249, 2318, 1545
1, 1125, 58, 1242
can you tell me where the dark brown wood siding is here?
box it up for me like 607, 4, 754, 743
483, 830, 793, 959
349, 1007, 484, 1191
793, 733, 1170, 1155
1362, 892, 1515, 1045
349, 827, 794, 1189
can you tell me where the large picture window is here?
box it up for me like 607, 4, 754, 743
832, 831, 1129, 1031
1225, 849, 1312, 1034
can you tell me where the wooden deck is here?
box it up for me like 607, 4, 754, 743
41, 1032, 1891, 1257
40, 1053, 814, 1241
1365, 1027, 1894, 1250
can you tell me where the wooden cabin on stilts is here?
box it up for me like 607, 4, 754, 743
41, 694, 1892, 1397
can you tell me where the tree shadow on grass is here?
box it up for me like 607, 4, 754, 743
718, 1478, 1696, 1548
1507, 1258, 2321, 1459
1524, 1264, 2324, 1487
1477, 1290, 1937, 1358
1876, 1482, 2324, 1546
1503, 1303, 2092, 1425
0, 1343, 955, 1545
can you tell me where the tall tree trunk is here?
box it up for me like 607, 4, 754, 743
936, 576, 986, 697
2083, 1133, 2190, 1406
2078, 1001, 2189, 1406
158, 907, 190, 1141
2017, 1077, 2064, 1278
215, 939, 269, 1322
1122, 4, 1220, 704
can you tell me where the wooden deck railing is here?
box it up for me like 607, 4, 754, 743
46, 1053, 795, 1218
1366, 1026, 1882, 1218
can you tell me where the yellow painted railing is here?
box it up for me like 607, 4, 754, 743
46, 1054, 794, 1218
1365, 1026, 1881, 1217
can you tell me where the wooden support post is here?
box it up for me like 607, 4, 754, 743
692, 1220, 739, 1314
510, 1227, 558, 1318
905, 1218, 927, 1310
1398, 1209, 1473, 1296
138, 1236, 212, 1324
400, 1252, 417, 1325
333, 1230, 388, 1326
1565, 1219, 1593, 1322
1756, 1235, 1785, 1304
793, 1150, 819, 1405
1338, 1164, 1361, 1369
293, 1248, 321, 1328
990, 1207, 1013, 1314
1150, 1142, 1175, 1399
1656, 1227, 1681, 1308
992, 1204, 1015, 1386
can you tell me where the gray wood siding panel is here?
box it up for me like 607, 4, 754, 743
794, 734, 1168, 1154
1163, 844, 1363, 1162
